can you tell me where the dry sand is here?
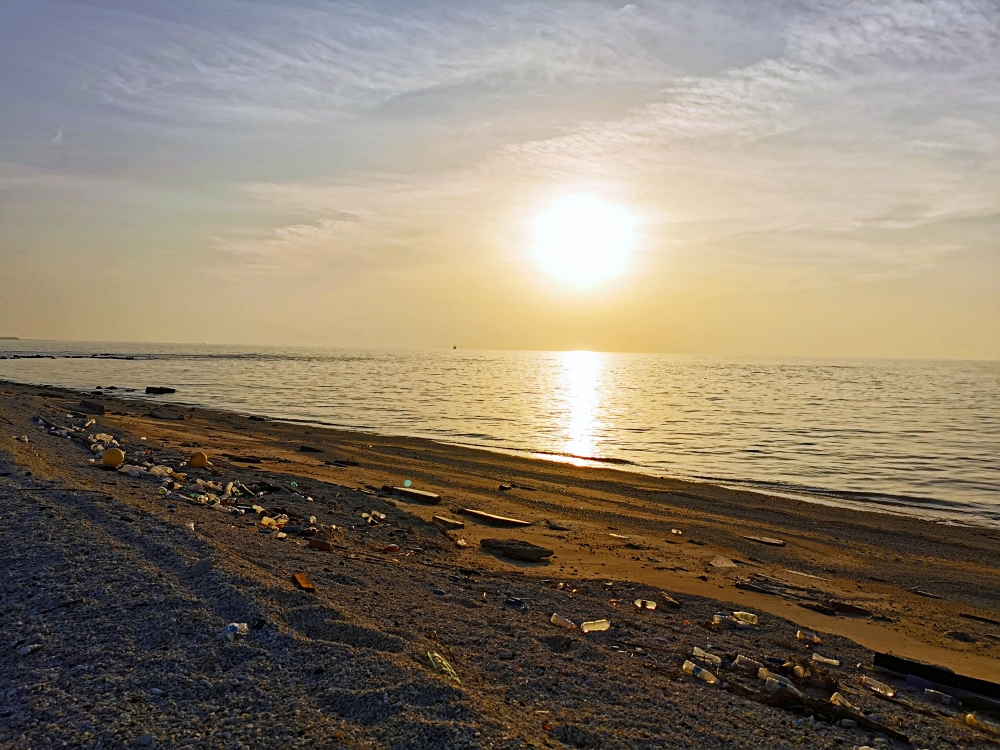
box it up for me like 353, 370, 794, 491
2, 380, 999, 748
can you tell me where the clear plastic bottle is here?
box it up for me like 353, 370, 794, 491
812, 653, 840, 666
758, 668, 791, 685
859, 675, 896, 698
550, 613, 576, 629
765, 678, 802, 697
733, 654, 764, 673
683, 659, 720, 686
829, 692, 856, 711
693, 646, 722, 667
732, 611, 759, 625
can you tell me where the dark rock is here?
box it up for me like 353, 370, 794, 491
148, 409, 185, 420
145, 386, 176, 395
79, 400, 106, 415
298, 445, 323, 453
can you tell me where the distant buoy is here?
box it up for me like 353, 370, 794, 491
102, 448, 125, 468
189, 451, 209, 468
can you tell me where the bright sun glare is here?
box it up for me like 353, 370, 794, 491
534, 194, 635, 285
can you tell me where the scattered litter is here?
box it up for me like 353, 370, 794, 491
682, 659, 719, 685
796, 629, 821, 644
634, 599, 656, 610
693, 646, 722, 666
427, 651, 460, 683
660, 592, 682, 608
874, 651, 1000, 703
783, 569, 828, 581
383, 485, 441, 504
217, 622, 248, 642
829, 691, 855, 710
812, 653, 840, 666
381, 544, 400, 553
732, 611, 759, 625
581, 619, 610, 633
480, 538, 553, 562
498, 484, 512, 491
714, 612, 754, 629
671, 529, 683, 535
765, 678, 802, 697
860, 675, 896, 698
550, 613, 576, 630
966, 712, 1000, 737
743, 535, 786, 547
189, 452, 209, 469
432, 515, 465, 530
608, 533, 630, 539
455, 538, 468, 548
292, 573, 315, 593
912, 588, 945, 600
185, 522, 195, 532
458, 508, 531, 526
732, 655, 764, 673
545, 519, 571, 531
925, 689, 960, 707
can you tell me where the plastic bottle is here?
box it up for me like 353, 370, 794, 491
829, 692, 856, 711
550, 613, 576, 629
693, 646, 722, 667
732, 611, 759, 625
683, 659, 720, 686
581, 619, 610, 633
859, 675, 896, 698
812, 653, 840, 666
758, 668, 791, 685
733, 655, 764, 673
966, 712, 1000, 736
765, 678, 802, 697
713, 613, 752, 629
924, 689, 959, 707
796, 629, 821, 644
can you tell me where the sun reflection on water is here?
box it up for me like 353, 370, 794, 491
560, 350, 604, 462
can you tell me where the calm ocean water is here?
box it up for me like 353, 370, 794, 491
2, 341, 998, 527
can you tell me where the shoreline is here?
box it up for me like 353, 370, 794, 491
3, 378, 1000, 747
1, 374, 994, 531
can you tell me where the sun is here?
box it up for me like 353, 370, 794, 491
534, 194, 635, 285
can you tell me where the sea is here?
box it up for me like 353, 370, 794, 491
1, 341, 998, 528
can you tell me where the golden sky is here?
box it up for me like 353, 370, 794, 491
1, 0, 998, 358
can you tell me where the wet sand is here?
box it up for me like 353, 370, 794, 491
2, 379, 999, 748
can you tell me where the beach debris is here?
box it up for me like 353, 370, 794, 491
432, 515, 465, 530
732, 610, 759, 625
381, 544, 400, 553
145, 386, 176, 394
480, 538, 553, 562
682, 659, 720, 686
710, 556, 738, 568
743, 535, 786, 547
458, 508, 530, 527
671, 529, 683, 535
812, 653, 840, 666
118, 465, 147, 478
634, 599, 656, 610
714, 612, 754, 629
217, 622, 248, 642
758, 668, 791, 686
403, 479, 412, 487
874, 651, 1000, 702
925, 689, 961, 707
860, 675, 896, 698
967, 712, 1000, 737
732, 655, 764, 673
911, 588, 946, 599
381, 485, 441, 504
498, 484, 512, 491
693, 646, 722, 666
102, 447, 125, 468
308, 539, 333, 552
829, 691, 855, 711
608, 533, 630, 539
545, 519, 571, 531
765, 678, 802, 697
189, 452, 209, 468
455, 538, 468, 548
550, 613, 577, 630
427, 651, 460, 683
292, 573, 315, 593
185, 522, 195, 532
796, 629, 821, 644
660, 592, 682, 608
783, 569, 827, 581
581, 619, 611, 633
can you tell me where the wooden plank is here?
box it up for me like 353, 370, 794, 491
292, 572, 315, 592
432, 515, 465, 530
385, 486, 441, 504
743, 535, 786, 547
457, 508, 531, 527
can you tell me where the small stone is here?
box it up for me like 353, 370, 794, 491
150, 688, 164, 696
839, 719, 857, 728
137, 733, 154, 746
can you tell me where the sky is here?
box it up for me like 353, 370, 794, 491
1, 0, 998, 359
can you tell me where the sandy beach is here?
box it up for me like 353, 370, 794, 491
2, 380, 999, 748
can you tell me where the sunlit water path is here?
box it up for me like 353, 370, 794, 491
2, 342, 998, 527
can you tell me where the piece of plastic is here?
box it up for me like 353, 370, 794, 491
830, 692, 856, 711
693, 646, 722, 667
428, 651, 460, 683
217, 622, 248, 642
732, 611, 759, 625
812, 653, 840, 666
758, 668, 791, 686
581, 619, 610, 633
859, 675, 896, 698
765, 677, 802, 697
796, 629, 821, 644
682, 659, 719, 685
634, 599, 656, 610
733, 655, 764, 673
102, 447, 125, 467
189, 451, 209, 469
714, 613, 753, 629
550, 613, 576, 629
